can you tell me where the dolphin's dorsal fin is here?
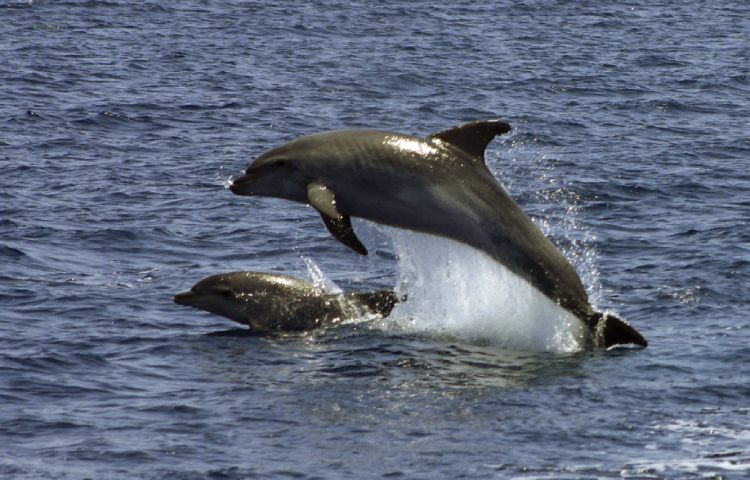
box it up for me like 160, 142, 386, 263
307, 181, 368, 256
427, 119, 511, 162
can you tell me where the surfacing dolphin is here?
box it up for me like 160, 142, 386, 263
174, 271, 397, 334
229, 120, 647, 348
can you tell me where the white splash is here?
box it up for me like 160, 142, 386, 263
381, 227, 587, 353
302, 256, 342, 294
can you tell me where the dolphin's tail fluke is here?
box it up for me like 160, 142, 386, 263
590, 311, 648, 349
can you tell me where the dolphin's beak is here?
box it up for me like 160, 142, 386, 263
174, 291, 198, 306
229, 172, 256, 195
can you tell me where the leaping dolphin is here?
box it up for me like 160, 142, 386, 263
229, 120, 647, 348
174, 271, 397, 334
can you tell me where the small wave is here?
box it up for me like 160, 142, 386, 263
0, 244, 28, 260
635, 54, 691, 68
5, 350, 110, 372
647, 99, 720, 114
317, 362, 385, 378
71, 110, 171, 131
74, 228, 140, 243
178, 101, 242, 111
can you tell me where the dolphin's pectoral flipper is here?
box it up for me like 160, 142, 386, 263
307, 181, 368, 255
319, 212, 368, 256
307, 181, 342, 220
427, 119, 512, 161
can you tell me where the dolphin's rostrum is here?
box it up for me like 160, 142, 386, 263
230, 120, 647, 349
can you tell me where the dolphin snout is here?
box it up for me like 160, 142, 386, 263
173, 290, 198, 306
229, 172, 256, 195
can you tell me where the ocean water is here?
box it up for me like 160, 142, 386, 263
1, 0, 749, 478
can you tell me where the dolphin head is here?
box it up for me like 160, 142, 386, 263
174, 271, 320, 332
229, 131, 352, 202
174, 272, 262, 327
228, 142, 309, 202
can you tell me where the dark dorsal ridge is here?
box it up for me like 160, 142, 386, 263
427, 119, 512, 162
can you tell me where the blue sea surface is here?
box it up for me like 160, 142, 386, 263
1, 1, 749, 478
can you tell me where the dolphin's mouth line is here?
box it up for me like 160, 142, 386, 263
229, 173, 255, 194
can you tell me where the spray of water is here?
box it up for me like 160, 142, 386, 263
497, 139, 602, 306
302, 256, 342, 293
379, 228, 587, 353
